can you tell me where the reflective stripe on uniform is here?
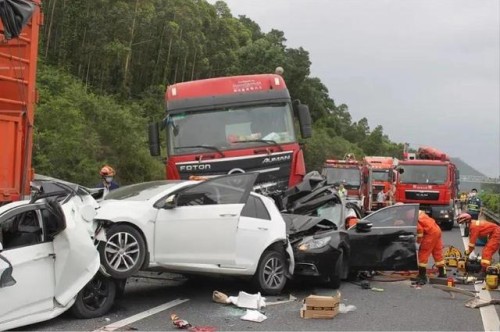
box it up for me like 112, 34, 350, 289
435, 260, 445, 267
468, 243, 476, 248
481, 259, 491, 265
417, 233, 424, 238
418, 263, 428, 268
475, 220, 480, 226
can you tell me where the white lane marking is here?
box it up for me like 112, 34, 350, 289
93, 298, 189, 332
459, 224, 500, 332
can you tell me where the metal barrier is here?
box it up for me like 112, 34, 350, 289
483, 207, 500, 225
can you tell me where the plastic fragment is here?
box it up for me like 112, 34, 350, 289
240, 309, 267, 322
339, 303, 357, 313
171, 314, 192, 329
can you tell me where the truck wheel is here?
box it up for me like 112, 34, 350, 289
71, 273, 116, 319
253, 249, 287, 295
99, 224, 146, 279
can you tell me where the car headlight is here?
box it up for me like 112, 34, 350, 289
298, 236, 332, 251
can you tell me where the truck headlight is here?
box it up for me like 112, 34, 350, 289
298, 236, 332, 251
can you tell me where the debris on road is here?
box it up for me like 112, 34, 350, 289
212, 291, 266, 309
300, 293, 340, 319
339, 304, 357, 313
171, 314, 192, 329
189, 326, 217, 332
240, 309, 267, 323
266, 294, 297, 306
465, 297, 500, 308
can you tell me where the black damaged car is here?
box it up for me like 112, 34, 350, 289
275, 172, 419, 289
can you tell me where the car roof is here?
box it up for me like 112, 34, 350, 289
103, 180, 192, 201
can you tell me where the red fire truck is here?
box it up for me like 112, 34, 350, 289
148, 72, 312, 193
0, 0, 41, 204
394, 146, 459, 230
321, 154, 365, 210
362, 156, 397, 212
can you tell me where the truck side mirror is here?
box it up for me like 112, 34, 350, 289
296, 104, 312, 139
148, 122, 161, 156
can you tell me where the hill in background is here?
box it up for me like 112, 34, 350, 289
451, 157, 487, 192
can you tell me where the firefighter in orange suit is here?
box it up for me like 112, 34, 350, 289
457, 213, 500, 274
416, 210, 446, 284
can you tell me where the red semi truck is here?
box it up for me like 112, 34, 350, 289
148, 72, 312, 193
321, 154, 365, 210
0, 0, 41, 204
361, 156, 397, 212
395, 146, 459, 230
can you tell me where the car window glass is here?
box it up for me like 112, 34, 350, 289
40, 208, 63, 241
317, 202, 343, 227
1, 210, 42, 250
241, 195, 257, 218
363, 205, 417, 227
177, 173, 257, 206
254, 197, 271, 220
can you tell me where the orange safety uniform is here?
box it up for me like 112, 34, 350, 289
467, 219, 500, 268
417, 212, 445, 269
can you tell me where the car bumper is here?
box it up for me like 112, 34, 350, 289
293, 245, 341, 278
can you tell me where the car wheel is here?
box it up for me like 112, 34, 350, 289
99, 224, 146, 279
253, 249, 287, 295
328, 248, 344, 289
441, 220, 454, 231
70, 273, 116, 319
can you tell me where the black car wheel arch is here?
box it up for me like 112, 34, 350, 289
99, 223, 147, 279
70, 273, 116, 319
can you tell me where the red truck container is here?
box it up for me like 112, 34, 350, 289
395, 146, 459, 230
361, 156, 397, 212
0, 0, 41, 204
148, 72, 312, 193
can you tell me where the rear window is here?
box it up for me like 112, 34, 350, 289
105, 181, 182, 201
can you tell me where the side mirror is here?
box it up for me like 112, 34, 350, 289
0, 255, 16, 288
148, 122, 161, 156
296, 104, 312, 139
355, 220, 372, 232
163, 195, 177, 209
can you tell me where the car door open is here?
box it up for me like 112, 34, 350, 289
348, 204, 419, 271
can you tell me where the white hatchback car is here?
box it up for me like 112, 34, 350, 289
0, 182, 116, 330
95, 173, 294, 295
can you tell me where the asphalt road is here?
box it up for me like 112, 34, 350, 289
19, 224, 498, 331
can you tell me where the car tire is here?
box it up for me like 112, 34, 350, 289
253, 249, 287, 295
441, 220, 454, 231
99, 224, 146, 279
328, 248, 344, 289
70, 273, 116, 319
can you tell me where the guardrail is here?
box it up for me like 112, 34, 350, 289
482, 207, 500, 225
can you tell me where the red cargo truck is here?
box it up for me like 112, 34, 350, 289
362, 156, 397, 212
0, 0, 41, 204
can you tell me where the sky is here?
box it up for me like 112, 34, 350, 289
213, 0, 500, 178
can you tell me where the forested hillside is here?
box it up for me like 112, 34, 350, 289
34, 0, 404, 186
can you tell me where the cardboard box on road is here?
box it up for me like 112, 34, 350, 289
300, 293, 340, 319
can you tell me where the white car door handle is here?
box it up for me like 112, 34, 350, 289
219, 214, 237, 217
258, 227, 268, 231
399, 235, 414, 240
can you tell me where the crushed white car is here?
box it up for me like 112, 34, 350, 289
95, 173, 294, 295
0, 182, 116, 331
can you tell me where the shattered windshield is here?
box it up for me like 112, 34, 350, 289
322, 168, 361, 186
166, 103, 296, 155
399, 165, 448, 184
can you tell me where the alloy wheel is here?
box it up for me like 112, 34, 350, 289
104, 232, 140, 272
262, 255, 285, 289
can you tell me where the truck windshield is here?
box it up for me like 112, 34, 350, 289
322, 168, 361, 186
399, 165, 448, 184
372, 170, 390, 182
167, 103, 296, 155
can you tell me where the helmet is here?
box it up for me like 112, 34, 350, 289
100, 165, 116, 177
457, 213, 472, 224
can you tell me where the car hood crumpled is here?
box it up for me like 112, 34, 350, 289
281, 213, 336, 235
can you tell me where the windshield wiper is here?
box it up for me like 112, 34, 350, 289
233, 139, 283, 151
174, 145, 225, 157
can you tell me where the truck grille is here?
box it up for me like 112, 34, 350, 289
405, 190, 439, 201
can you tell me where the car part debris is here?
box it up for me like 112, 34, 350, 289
212, 290, 230, 304
266, 294, 297, 306
171, 314, 192, 329
465, 297, 500, 308
339, 303, 357, 313
227, 291, 266, 310
240, 309, 267, 323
